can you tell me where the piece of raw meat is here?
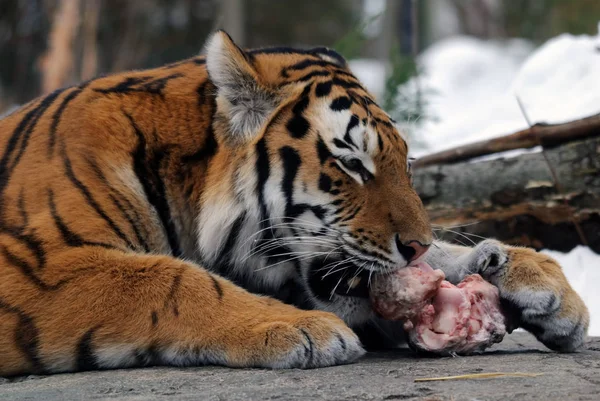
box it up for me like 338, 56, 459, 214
369, 262, 445, 325
370, 264, 506, 354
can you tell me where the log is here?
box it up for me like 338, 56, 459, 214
413, 136, 600, 253
413, 113, 600, 168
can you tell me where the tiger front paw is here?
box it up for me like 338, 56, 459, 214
467, 241, 589, 352
250, 310, 365, 368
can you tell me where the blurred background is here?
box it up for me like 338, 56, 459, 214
1, 0, 599, 332
1, 0, 599, 154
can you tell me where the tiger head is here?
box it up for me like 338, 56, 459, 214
199, 31, 432, 326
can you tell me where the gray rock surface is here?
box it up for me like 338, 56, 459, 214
2, 332, 599, 401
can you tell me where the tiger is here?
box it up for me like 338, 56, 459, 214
0, 31, 589, 376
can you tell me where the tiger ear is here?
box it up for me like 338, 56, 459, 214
205, 30, 276, 143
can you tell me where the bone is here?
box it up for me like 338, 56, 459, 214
370, 263, 506, 354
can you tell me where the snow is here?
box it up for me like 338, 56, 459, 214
543, 247, 600, 336
410, 36, 534, 154
351, 31, 600, 336
350, 32, 600, 156
348, 59, 387, 99
513, 34, 600, 126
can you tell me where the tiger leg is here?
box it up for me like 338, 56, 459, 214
0, 248, 364, 376
423, 240, 589, 352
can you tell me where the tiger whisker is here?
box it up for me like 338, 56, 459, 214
255, 251, 341, 272
320, 258, 357, 278
440, 228, 477, 246
243, 243, 338, 262
329, 271, 348, 300
242, 223, 340, 248
345, 261, 367, 294
246, 238, 338, 254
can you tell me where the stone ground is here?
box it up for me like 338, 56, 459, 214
1, 332, 599, 401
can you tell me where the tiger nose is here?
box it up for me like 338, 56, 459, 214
395, 235, 430, 262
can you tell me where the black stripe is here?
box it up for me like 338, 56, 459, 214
213, 212, 246, 275
94, 76, 151, 94
299, 329, 314, 367
341, 204, 362, 222
249, 46, 337, 57
48, 84, 87, 158
49, 188, 85, 247
48, 188, 117, 250
293, 84, 312, 114
255, 138, 270, 225
344, 115, 360, 149
165, 268, 185, 316
295, 70, 330, 82
330, 96, 352, 111
209, 274, 224, 300
107, 193, 150, 252
319, 173, 332, 193
181, 83, 219, 163
126, 112, 181, 257
1, 226, 46, 269
249, 46, 346, 67
134, 343, 162, 366
0, 245, 59, 291
62, 149, 134, 249
7, 90, 64, 171
279, 147, 310, 218
331, 77, 363, 90
280, 146, 301, 215
286, 84, 312, 139
76, 328, 100, 371
255, 138, 297, 269
0, 298, 45, 373
332, 68, 356, 78
85, 156, 150, 252
316, 137, 332, 165
315, 81, 333, 97
336, 333, 347, 352
373, 116, 394, 128
138, 73, 184, 97
151, 311, 159, 327
286, 115, 310, 139
311, 205, 327, 221
333, 138, 353, 150
181, 131, 219, 163
281, 59, 339, 78
17, 188, 28, 228
0, 89, 64, 221
94, 74, 183, 97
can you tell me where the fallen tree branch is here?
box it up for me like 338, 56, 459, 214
413, 136, 600, 253
413, 113, 600, 168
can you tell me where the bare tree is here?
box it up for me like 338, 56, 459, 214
80, 0, 100, 81
221, 0, 246, 46
41, 0, 80, 93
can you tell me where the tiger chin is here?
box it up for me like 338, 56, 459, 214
0, 31, 588, 376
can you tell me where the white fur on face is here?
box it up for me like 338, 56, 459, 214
309, 102, 378, 185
